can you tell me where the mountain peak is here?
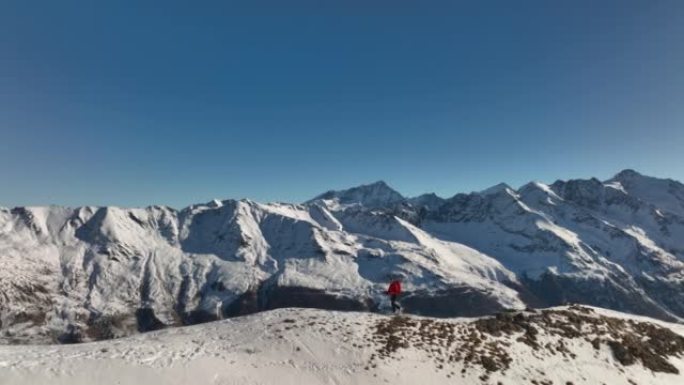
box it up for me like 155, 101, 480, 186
479, 183, 514, 196
309, 180, 405, 208
207, 199, 223, 208
607, 169, 684, 216
408, 192, 445, 210
518, 181, 560, 199
367, 180, 390, 187
613, 169, 645, 181
412, 192, 443, 201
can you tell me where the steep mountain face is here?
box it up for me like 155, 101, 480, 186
1, 169, 683, 343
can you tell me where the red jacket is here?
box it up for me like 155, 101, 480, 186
387, 280, 401, 296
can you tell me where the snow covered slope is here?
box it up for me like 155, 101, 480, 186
2, 169, 684, 344
1, 306, 683, 385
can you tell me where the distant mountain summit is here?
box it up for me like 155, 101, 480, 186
310, 180, 405, 208
2, 170, 684, 344
407, 193, 446, 211
608, 169, 684, 217
479, 182, 515, 196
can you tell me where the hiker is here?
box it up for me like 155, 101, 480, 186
386, 278, 402, 313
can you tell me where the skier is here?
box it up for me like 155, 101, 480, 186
386, 278, 402, 313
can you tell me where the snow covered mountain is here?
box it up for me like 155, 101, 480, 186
1, 169, 684, 344
312, 170, 684, 322
2, 306, 683, 385
310, 180, 406, 209
0, 199, 520, 344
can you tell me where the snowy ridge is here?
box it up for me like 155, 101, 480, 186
2, 169, 684, 344
1, 306, 682, 385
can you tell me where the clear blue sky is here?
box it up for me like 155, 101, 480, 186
1, 0, 683, 208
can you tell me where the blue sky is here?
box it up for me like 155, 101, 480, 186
1, 0, 683, 208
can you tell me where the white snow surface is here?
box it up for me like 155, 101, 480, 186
0, 306, 682, 385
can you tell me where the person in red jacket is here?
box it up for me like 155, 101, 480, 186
387, 279, 402, 313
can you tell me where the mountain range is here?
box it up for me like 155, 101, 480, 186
2, 169, 684, 343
